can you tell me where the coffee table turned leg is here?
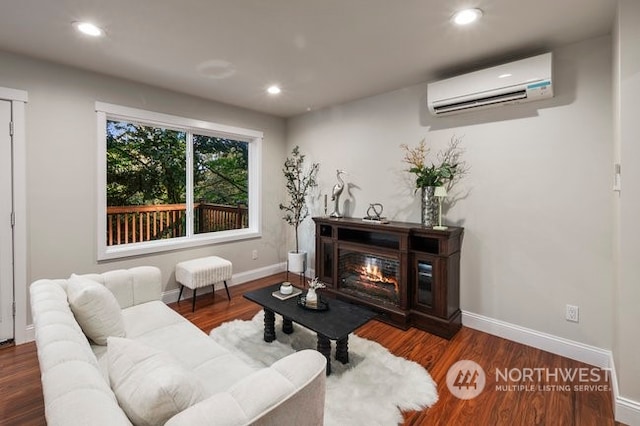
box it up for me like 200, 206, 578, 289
264, 309, 276, 342
317, 334, 332, 375
282, 317, 294, 334
336, 336, 349, 364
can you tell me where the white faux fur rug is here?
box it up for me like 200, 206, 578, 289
210, 311, 438, 426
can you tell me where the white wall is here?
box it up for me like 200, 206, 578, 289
287, 36, 614, 350
613, 0, 640, 411
0, 51, 288, 323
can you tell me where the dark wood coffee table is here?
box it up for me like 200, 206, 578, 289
243, 284, 377, 375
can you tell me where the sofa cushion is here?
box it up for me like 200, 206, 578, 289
107, 337, 207, 426
67, 275, 125, 345
165, 350, 328, 426
79, 266, 162, 309
120, 301, 257, 395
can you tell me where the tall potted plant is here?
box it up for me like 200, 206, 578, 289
401, 135, 467, 227
279, 146, 320, 273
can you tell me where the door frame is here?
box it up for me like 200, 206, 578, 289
0, 87, 28, 344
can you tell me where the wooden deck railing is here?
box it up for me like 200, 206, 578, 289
106, 203, 248, 246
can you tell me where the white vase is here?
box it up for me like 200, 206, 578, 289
288, 251, 307, 274
305, 288, 317, 304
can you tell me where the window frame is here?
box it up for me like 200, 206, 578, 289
95, 102, 262, 261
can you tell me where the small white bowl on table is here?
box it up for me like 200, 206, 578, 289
280, 281, 293, 295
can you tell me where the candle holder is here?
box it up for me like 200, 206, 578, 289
433, 186, 448, 230
324, 194, 328, 216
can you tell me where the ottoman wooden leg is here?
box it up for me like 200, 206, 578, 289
223, 280, 231, 300
191, 288, 197, 312
178, 284, 184, 302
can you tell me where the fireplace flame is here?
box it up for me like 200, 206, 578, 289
360, 263, 397, 288
339, 254, 400, 303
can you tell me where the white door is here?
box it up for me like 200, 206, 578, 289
0, 100, 14, 343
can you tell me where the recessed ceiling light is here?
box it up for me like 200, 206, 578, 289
267, 85, 281, 95
498, 73, 512, 79
73, 21, 104, 37
452, 8, 483, 26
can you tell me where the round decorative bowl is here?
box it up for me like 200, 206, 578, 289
280, 282, 293, 295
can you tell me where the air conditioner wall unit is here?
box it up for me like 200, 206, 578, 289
427, 53, 553, 116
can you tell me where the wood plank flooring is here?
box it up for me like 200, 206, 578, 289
0, 272, 620, 425
0, 341, 45, 426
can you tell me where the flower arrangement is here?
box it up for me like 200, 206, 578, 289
307, 277, 326, 290
400, 135, 467, 190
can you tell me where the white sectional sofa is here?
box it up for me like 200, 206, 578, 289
30, 266, 326, 426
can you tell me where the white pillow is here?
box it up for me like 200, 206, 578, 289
107, 337, 208, 426
67, 274, 125, 345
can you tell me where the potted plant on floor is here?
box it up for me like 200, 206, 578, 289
279, 146, 320, 275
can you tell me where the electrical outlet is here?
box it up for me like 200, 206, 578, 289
252, 249, 258, 260
566, 304, 579, 323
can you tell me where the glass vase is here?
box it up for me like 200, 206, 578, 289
421, 186, 438, 227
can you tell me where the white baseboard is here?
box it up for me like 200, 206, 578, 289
22, 324, 35, 343
234, 262, 288, 285
463, 310, 640, 424
462, 310, 611, 368
608, 354, 640, 425
615, 396, 640, 425
162, 262, 287, 303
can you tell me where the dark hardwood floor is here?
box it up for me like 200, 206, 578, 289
0, 272, 620, 425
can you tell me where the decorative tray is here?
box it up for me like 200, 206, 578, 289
297, 295, 329, 311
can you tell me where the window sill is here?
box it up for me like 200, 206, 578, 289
97, 228, 261, 261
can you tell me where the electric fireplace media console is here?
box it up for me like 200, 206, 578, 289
313, 217, 463, 339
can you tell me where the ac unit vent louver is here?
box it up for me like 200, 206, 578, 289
427, 53, 553, 116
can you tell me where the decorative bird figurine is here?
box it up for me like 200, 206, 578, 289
330, 170, 346, 218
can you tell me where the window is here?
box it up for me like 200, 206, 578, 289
96, 102, 262, 260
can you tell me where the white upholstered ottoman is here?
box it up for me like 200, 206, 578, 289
176, 256, 232, 311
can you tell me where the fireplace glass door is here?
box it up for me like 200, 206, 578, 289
412, 254, 442, 315
318, 240, 334, 285
338, 249, 400, 306
416, 259, 433, 309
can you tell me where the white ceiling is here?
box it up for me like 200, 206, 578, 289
0, 1, 615, 117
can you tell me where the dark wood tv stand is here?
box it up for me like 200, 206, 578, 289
313, 217, 463, 339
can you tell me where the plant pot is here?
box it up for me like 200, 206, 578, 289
421, 186, 439, 227
288, 251, 307, 274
